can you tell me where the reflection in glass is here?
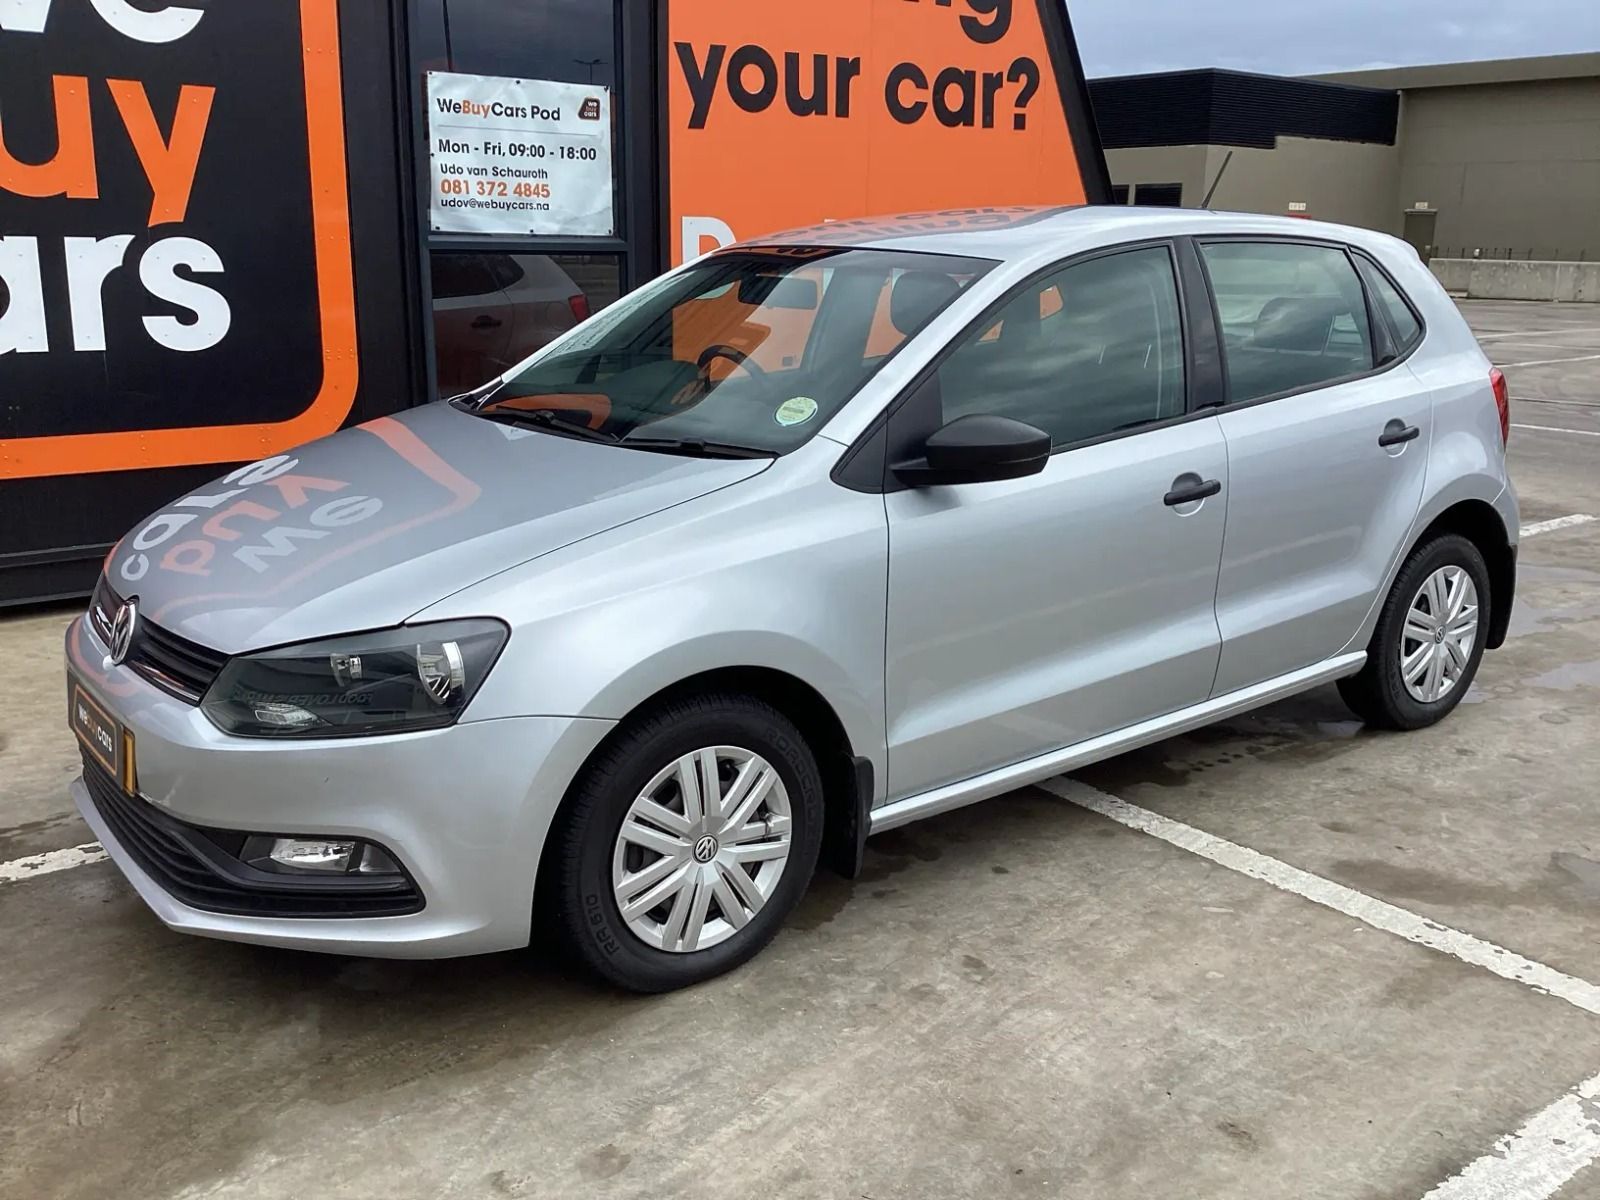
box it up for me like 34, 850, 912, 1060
458, 248, 990, 455
431, 253, 621, 397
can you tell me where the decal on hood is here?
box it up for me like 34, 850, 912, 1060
103, 402, 770, 652
115, 416, 480, 622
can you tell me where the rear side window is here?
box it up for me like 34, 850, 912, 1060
938, 245, 1186, 448
1354, 254, 1423, 353
1201, 242, 1375, 404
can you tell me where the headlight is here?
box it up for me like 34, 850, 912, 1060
200, 620, 508, 738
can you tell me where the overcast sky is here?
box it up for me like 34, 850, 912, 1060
1071, 0, 1600, 77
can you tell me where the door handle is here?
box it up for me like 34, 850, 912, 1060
471, 315, 504, 331
1379, 422, 1421, 448
1164, 478, 1222, 507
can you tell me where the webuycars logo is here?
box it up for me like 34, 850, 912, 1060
0, 0, 357, 481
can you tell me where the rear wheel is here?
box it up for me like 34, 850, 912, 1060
1339, 533, 1490, 731
553, 693, 823, 992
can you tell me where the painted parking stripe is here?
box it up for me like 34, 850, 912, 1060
1042, 778, 1600, 1198
1522, 514, 1598, 538
1478, 327, 1600, 341
0, 842, 107, 884
1039, 777, 1600, 1017
1501, 353, 1600, 369
1419, 1071, 1600, 1200
1512, 423, 1600, 439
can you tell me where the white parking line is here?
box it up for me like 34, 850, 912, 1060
0, 842, 107, 884
1040, 778, 1600, 1199
1501, 353, 1600, 369
1513, 423, 1600, 438
1522, 514, 1598, 538
1039, 777, 1600, 1016
1419, 1072, 1600, 1200
1478, 327, 1600, 341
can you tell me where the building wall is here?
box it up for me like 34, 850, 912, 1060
1098, 56, 1600, 262
1394, 77, 1600, 260
1105, 137, 1400, 232
1102, 145, 1212, 206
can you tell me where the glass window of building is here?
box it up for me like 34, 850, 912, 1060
416, 1, 626, 398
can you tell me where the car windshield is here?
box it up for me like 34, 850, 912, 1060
461, 247, 993, 455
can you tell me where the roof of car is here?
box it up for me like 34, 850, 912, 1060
741, 205, 1403, 263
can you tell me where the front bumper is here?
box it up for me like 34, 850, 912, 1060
66, 616, 614, 958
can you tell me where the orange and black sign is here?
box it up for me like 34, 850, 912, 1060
0, 0, 357, 482
665, 0, 1111, 263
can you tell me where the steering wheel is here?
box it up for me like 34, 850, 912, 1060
671, 344, 769, 409
696, 343, 768, 385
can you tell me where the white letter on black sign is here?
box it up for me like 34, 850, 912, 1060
140, 237, 231, 352
65, 234, 134, 352
88, 0, 203, 43
0, 0, 52, 33
0, 237, 48, 355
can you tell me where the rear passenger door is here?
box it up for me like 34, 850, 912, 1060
882, 244, 1230, 802
1200, 238, 1432, 696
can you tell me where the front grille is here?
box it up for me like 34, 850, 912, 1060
82, 752, 425, 919
90, 577, 228, 704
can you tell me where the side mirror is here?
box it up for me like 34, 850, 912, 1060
893, 414, 1052, 487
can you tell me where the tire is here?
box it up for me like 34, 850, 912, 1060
552, 692, 824, 993
1338, 533, 1491, 732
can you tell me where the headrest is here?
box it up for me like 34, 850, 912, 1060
890, 272, 963, 336
1253, 296, 1340, 352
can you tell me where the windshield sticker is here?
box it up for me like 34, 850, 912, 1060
775, 396, 819, 427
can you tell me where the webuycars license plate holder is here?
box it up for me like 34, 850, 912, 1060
69, 672, 134, 794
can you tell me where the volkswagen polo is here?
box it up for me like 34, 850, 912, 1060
66, 206, 1518, 992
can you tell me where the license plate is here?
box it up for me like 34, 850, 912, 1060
69, 673, 134, 793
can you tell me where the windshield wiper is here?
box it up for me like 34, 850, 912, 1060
620, 437, 776, 460
472, 407, 619, 444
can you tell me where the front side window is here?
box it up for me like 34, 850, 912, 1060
937, 246, 1187, 448
468, 248, 990, 454
1201, 241, 1375, 404
1355, 253, 1423, 353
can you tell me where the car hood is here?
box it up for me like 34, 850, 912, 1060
105, 403, 769, 653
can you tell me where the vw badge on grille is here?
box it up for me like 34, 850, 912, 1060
109, 599, 139, 666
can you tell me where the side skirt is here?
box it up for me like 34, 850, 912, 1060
868, 652, 1367, 836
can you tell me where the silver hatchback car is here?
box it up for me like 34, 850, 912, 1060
67, 207, 1517, 991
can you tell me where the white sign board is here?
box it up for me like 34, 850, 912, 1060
427, 72, 614, 237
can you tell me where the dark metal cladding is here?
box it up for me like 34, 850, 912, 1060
1090, 69, 1400, 151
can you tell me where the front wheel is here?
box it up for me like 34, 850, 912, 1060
1339, 533, 1491, 731
552, 693, 824, 992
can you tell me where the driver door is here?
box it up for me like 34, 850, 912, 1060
882, 244, 1230, 803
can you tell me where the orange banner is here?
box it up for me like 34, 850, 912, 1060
666, 0, 1108, 264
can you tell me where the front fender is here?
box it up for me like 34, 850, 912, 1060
420, 449, 890, 796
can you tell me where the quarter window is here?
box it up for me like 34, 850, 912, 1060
937, 246, 1187, 448
1355, 254, 1423, 353
1200, 241, 1375, 404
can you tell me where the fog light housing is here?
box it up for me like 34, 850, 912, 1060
241, 836, 403, 876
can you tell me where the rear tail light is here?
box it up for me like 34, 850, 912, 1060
567, 293, 591, 323
1490, 367, 1510, 445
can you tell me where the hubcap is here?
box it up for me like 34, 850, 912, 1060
1400, 566, 1479, 704
610, 746, 793, 953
